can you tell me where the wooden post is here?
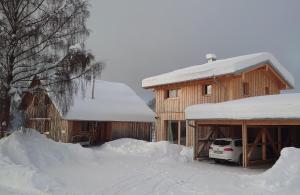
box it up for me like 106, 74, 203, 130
193, 124, 197, 160
242, 122, 248, 167
178, 121, 181, 145
277, 127, 282, 154
262, 128, 267, 161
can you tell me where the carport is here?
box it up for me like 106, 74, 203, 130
185, 93, 300, 167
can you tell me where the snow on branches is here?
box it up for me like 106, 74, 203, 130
0, 0, 102, 130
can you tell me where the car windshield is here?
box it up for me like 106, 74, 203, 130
235, 140, 242, 147
213, 140, 231, 146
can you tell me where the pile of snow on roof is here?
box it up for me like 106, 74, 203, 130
62, 80, 155, 122
142, 52, 294, 88
186, 93, 300, 120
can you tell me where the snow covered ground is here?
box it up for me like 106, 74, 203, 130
0, 130, 299, 195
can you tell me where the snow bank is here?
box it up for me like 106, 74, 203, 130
0, 129, 299, 195
0, 129, 97, 169
0, 129, 98, 194
101, 138, 193, 162
253, 147, 300, 193
186, 93, 300, 120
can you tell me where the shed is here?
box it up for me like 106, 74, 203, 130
185, 93, 300, 167
24, 80, 155, 145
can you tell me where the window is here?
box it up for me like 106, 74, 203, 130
167, 120, 186, 146
180, 121, 186, 146
167, 121, 178, 144
235, 140, 242, 147
213, 140, 231, 146
203, 84, 212, 95
265, 87, 270, 95
243, 82, 249, 96
166, 89, 180, 98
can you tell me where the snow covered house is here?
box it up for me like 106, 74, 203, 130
142, 52, 296, 163
23, 80, 155, 145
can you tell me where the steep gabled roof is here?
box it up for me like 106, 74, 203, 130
185, 93, 300, 120
50, 80, 155, 122
61, 80, 155, 122
142, 52, 295, 89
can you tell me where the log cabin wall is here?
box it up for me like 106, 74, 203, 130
153, 65, 284, 146
24, 92, 69, 142
67, 121, 152, 144
67, 121, 112, 144
111, 121, 151, 141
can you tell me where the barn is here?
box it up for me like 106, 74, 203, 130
185, 93, 300, 167
23, 80, 155, 145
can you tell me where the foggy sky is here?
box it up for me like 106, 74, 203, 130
86, 0, 300, 102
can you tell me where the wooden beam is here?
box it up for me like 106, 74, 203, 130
178, 121, 181, 145
247, 130, 262, 159
266, 64, 290, 89
193, 125, 197, 160
265, 129, 278, 156
194, 119, 300, 126
238, 119, 300, 126
242, 122, 248, 167
242, 72, 245, 82
195, 120, 244, 125
277, 127, 282, 154
262, 128, 267, 161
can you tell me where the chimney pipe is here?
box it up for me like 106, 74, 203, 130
206, 53, 217, 63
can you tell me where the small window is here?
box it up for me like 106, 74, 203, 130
243, 82, 249, 96
265, 87, 270, 95
213, 140, 231, 146
166, 89, 180, 98
203, 84, 212, 95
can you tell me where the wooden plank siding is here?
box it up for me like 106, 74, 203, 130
153, 65, 284, 146
111, 122, 151, 141
25, 92, 69, 142
60, 121, 152, 144
24, 92, 153, 144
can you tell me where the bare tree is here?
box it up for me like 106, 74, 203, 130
0, 0, 102, 134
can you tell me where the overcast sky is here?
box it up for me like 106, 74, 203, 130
86, 0, 300, 102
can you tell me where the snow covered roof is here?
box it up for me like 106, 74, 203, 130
59, 80, 155, 122
185, 93, 300, 120
142, 52, 295, 88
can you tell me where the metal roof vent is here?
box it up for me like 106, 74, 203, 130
206, 53, 217, 63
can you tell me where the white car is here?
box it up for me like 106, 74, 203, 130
209, 138, 264, 165
209, 138, 243, 164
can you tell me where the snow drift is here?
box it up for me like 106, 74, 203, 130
101, 138, 193, 162
253, 147, 300, 194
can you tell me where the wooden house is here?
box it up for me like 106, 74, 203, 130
23, 80, 155, 145
142, 52, 295, 157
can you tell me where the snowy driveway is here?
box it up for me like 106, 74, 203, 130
0, 131, 299, 195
